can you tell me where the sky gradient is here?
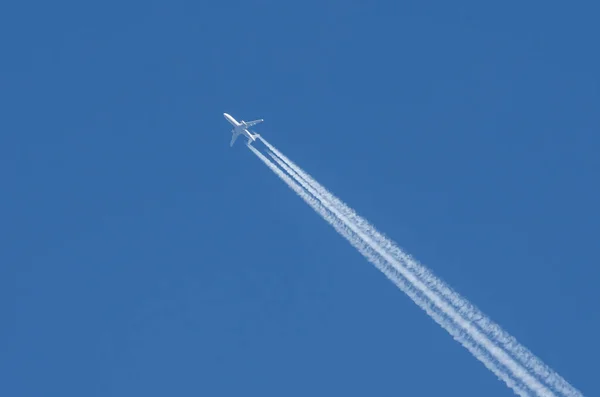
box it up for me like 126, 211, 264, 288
2, 1, 599, 396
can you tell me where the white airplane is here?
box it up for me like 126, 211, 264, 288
223, 113, 263, 146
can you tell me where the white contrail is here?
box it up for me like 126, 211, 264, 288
260, 137, 581, 397
248, 144, 533, 396
264, 150, 554, 397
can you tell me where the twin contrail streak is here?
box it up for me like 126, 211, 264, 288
258, 138, 581, 397
248, 144, 532, 396
264, 150, 548, 396
248, 138, 580, 397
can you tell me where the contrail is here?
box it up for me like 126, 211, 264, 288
264, 150, 555, 397
248, 144, 533, 396
259, 137, 581, 397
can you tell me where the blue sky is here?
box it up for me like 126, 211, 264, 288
2, 1, 598, 396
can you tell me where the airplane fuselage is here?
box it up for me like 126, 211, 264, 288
224, 113, 258, 145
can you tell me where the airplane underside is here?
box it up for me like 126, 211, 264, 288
224, 113, 263, 147
230, 130, 260, 147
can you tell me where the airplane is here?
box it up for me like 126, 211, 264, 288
223, 113, 263, 147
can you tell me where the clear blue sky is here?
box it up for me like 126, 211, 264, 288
2, 1, 598, 396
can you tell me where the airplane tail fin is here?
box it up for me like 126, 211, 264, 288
246, 133, 260, 147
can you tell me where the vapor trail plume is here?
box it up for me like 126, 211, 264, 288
265, 150, 554, 397
259, 137, 581, 397
248, 144, 533, 396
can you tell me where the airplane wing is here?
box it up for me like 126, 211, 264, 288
245, 119, 263, 127
230, 131, 239, 147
